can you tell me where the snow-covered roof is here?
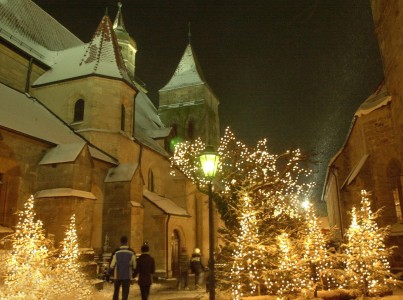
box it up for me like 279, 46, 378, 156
0, 83, 117, 165
0, 0, 82, 65
39, 142, 86, 165
89, 147, 117, 165
0, 225, 13, 233
144, 128, 171, 139
341, 154, 370, 188
135, 92, 164, 129
35, 188, 96, 199
33, 15, 133, 87
160, 44, 206, 91
143, 189, 190, 217
0, 83, 81, 144
355, 82, 391, 117
104, 163, 138, 183
134, 130, 170, 157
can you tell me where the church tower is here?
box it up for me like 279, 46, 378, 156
113, 2, 137, 81
158, 41, 220, 149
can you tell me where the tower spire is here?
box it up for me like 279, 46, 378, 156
113, 1, 126, 30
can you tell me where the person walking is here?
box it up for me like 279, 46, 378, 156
190, 248, 205, 290
134, 243, 156, 300
176, 247, 190, 290
109, 236, 137, 300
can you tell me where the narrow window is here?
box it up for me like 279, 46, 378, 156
74, 99, 84, 122
0, 173, 5, 225
148, 169, 154, 192
187, 119, 194, 140
121, 104, 126, 131
392, 187, 402, 222
387, 160, 403, 223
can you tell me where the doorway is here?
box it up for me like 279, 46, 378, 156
171, 230, 180, 277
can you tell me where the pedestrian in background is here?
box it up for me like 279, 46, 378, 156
109, 236, 136, 300
176, 247, 190, 290
190, 248, 205, 290
134, 242, 156, 300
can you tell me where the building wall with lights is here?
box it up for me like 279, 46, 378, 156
0, 0, 215, 278
324, 1, 403, 267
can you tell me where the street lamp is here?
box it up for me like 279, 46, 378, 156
199, 145, 219, 300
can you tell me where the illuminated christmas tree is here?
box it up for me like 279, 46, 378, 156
343, 190, 394, 296
273, 232, 304, 298
301, 201, 339, 290
1, 195, 54, 299
230, 192, 269, 299
53, 214, 92, 299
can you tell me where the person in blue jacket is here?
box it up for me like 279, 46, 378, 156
109, 236, 136, 300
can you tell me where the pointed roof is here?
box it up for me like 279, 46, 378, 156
112, 1, 137, 49
355, 81, 391, 117
160, 44, 207, 91
113, 2, 126, 31
34, 14, 133, 87
0, 0, 82, 65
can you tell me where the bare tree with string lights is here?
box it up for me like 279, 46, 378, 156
170, 127, 313, 296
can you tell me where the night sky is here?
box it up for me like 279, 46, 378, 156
32, 0, 384, 208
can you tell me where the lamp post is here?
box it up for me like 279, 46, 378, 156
199, 145, 219, 300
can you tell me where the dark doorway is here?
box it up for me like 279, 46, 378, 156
171, 230, 180, 277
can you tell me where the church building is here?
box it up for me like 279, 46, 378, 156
0, 0, 220, 278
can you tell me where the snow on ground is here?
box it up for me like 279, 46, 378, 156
91, 281, 403, 300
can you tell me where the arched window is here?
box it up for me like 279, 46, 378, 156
187, 119, 194, 140
387, 159, 403, 223
73, 99, 84, 122
148, 168, 154, 192
121, 104, 126, 131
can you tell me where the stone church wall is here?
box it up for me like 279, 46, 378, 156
0, 43, 46, 93
0, 129, 52, 228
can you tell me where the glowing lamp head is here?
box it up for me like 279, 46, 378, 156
302, 200, 310, 210
199, 145, 219, 179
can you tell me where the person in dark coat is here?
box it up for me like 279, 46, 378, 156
134, 243, 156, 300
176, 247, 190, 290
109, 236, 136, 300
190, 248, 205, 290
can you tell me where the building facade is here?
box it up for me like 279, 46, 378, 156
0, 0, 220, 277
323, 1, 403, 266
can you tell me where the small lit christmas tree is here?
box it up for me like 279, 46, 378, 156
273, 232, 304, 298
343, 190, 394, 296
301, 201, 339, 290
1, 195, 54, 299
230, 192, 268, 299
53, 214, 92, 299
